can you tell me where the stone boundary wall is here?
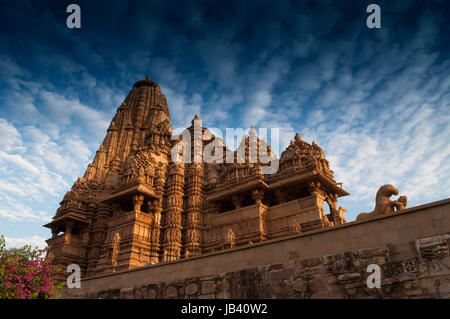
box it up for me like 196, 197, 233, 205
65, 198, 450, 299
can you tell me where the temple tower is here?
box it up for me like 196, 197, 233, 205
45, 75, 349, 281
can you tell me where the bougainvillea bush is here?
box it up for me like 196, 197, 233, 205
0, 235, 64, 299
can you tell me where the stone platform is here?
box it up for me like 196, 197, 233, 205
64, 198, 450, 298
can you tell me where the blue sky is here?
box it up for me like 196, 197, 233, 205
0, 0, 449, 248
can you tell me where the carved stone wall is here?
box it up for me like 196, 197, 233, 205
89, 232, 450, 299
62, 198, 450, 299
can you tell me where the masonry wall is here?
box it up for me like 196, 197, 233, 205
64, 198, 450, 299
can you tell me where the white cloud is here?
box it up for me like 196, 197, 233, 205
0, 151, 39, 175
3, 235, 47, 249
0, 192, 52, 222
0, 118, 24, 153
39, 90, 110, 135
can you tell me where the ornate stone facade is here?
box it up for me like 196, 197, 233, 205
44, 76, 349, 280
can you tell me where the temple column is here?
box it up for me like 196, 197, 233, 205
148, 166, 167, 264
65, 221, 75, 234
93, 203, 112, 273
184, 163, 204, 257
251, 189, 265, 206
305, 181, 328, 231
162, 162, 185, 262
133, 195, 144, 213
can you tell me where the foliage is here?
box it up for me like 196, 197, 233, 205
0, 235, 64, 299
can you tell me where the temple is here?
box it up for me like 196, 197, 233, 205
44, 75, 349, 280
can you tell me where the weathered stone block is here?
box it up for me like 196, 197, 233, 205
87, 291, 98, 299
405, 288, 423, 297
148, 289, 157, 299
268, 269, 294, 282
216, 290, 231, 299
217, 280, 230, 292
293, 279, 308, 292
201, 281, 216, 294
134, 287, 144, 299
302, 257, 322, 268
185, 283, 198, 295
269, 263, 283, 271
310, 292, 329, 299
283, 259, 296, 269
165, 286, 178, 298
309, 276, 328, 292
297, 265, 324, 279
336, 273, 361, 282
359, 247, 386, 258
120, 287, 135, 299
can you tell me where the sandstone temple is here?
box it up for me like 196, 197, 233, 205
44, 75, 350, 281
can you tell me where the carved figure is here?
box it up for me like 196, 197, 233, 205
356, 184, 407, 221
111, 232, 120, 269
225, 228, 235, 248
397, 195, 408, 210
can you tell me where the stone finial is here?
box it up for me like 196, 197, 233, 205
191, 114, 201, 125
294, 133, 302, 143
249, 126, 257, 137
145, 75, 151, 81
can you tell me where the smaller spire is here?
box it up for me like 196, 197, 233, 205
145, 74, 151, 81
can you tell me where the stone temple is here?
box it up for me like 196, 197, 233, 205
44, 75, 349, 280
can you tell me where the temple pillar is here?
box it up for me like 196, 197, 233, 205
148, 167, 167, 264
184, 163, 204, 257
65, 221, 75, 234
162, 162, 185, 262
304, 181, 328, 231
251, 189, 265, 206
133, 195, 144, 213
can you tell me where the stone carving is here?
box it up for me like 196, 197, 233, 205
225, 228, 236, 248
397, 195, 408, 210
356, 184, 408, 221
289, 217, 301, 234
111, 232, 120, 270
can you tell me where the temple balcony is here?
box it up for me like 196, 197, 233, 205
204, 203, 269, 251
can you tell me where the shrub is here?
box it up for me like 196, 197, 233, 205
0, 235, 64, 299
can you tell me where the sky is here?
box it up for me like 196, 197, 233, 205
0, 0, 449, 249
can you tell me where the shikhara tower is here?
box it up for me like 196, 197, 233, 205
45, 75, 349, 280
